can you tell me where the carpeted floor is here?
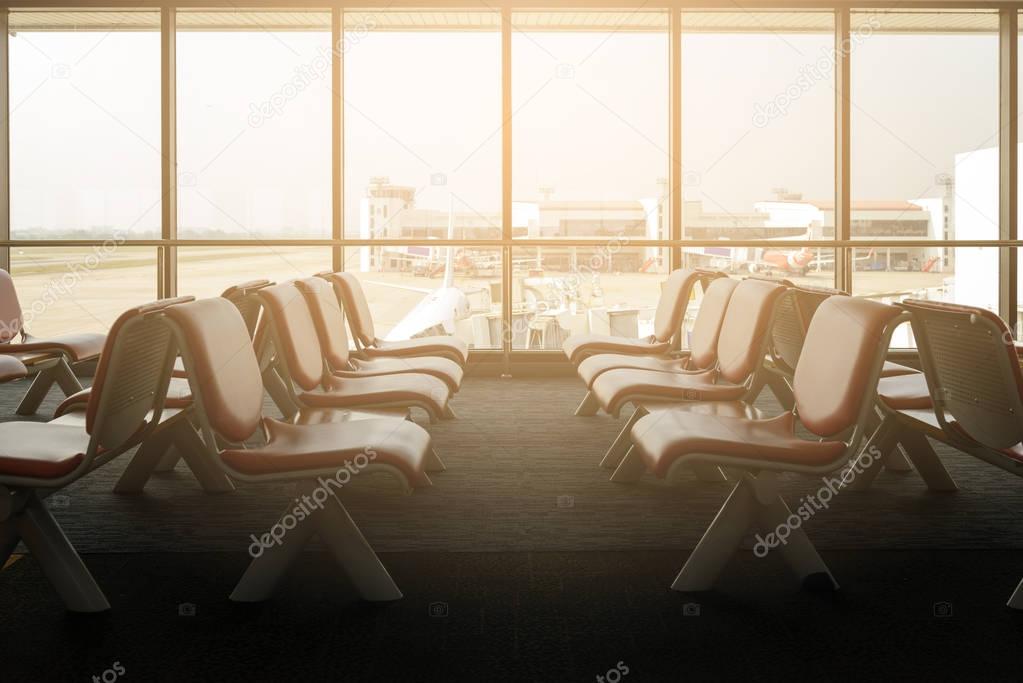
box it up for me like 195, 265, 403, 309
2, 376, 1021, 555
2, 376, 1023, 680
2, 550, 1023, 681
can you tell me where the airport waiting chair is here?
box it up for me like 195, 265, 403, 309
0, 298, 184, 612
162, 297, 438, 603
573, 276, 738, 416
562, 268, 718, 367
296, 277, 463, 394
52, 280, 285, 489
591, 278, 790, 479
0, 268, 106, 415
0, 354, 27, 383
626, 296, 906, 596
866, 299, 1023, 609
754, 282, 835, 409
258, 282, 453, 423
321, 271, 469, 367
753, 284, 918, 480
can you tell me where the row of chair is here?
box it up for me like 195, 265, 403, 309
0, 269, 108, 415
565, 267, 1023, 609
0, 270, 468, 612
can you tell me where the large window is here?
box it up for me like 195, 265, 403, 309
512, 11, 669, 240
176, 11, 332, 240
9, 11, 161, 239
344, 11, 501, 240
851, 9, 1001, 317
2, 6, 1022, 352
11, 247, 158, 337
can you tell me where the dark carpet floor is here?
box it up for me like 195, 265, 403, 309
2, 377, 1022, 554
2, 550, 1022, 681
2, 376, 1023, 680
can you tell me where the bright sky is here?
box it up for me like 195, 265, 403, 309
6, 25, 1002, 237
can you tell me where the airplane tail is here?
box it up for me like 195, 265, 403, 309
444, 194, 455, 289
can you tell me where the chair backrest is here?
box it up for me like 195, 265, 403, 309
651, 269, 702, 343
257, 282, 327, 392
770, 285, 846, 376
902, 299, 1023, 450
0, 269, 24, 343
221, 279, 272, 338
715, 278, 788, 384
687, 277, 737, 370
86, 297, 189, 449
793, 296, 902, 438
163, 297, 265, 444
323, 272, 376, 347
295, 277, 351, 371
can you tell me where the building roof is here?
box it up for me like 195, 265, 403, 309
772, 200, 925, 212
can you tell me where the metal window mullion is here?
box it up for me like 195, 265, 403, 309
333, 7, 344, 274
835, 8, 851, 293
501, 7, 512, 373
0, 9, 9, 274
670, 9, 682, 269
999, 8, 1018, 332
160, 6, 177, 299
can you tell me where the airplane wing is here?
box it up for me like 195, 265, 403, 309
384, 288, 466, 341
363, 279, 433, 295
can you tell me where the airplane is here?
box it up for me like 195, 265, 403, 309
685, 240, 875, 277
748, 247, 816, 275
363, 196, 478, 341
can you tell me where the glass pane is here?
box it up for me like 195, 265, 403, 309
343, 246, 501, 349
511, 245, 669, 349
680, 245, 834, 289
177, 246, 332, 301
852, 9, 999, 243
9, 11, 161, 239
851, 245, 1000, 347
344, 11, 501, 239
177, 11, 332, 239
682, 12, 834, 232
512, 11, 669, 239
10, 246, 157, 337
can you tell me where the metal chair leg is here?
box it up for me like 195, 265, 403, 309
15, 494, 109, 612
230, 501, 319, 603
1008, 577, 1023, 610
898, 428, 957, 492
574, 390, 600, 417
672, 477, 758, 592
16, 360, 83, 416
610, 446, 647, 483
312, 486, 403, 602
600, 407, 646, 469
